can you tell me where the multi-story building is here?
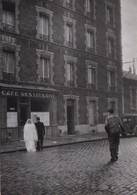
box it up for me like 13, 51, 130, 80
0, 0, 122, 141
123, 71, 137, 114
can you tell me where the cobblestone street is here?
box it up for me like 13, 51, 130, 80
1, 137, 137, 195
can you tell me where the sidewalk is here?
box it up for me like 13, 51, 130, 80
0, 132, 108, 154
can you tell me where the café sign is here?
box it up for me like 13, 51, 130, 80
1, 89, 55, 98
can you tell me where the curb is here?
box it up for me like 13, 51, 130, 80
1, 137, 108, 154
1, 135, 136, 154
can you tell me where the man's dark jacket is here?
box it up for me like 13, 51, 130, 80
35, 121, 45, 139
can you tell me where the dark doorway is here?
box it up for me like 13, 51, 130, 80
67, 104, 75, 135
20, 105, 29, 127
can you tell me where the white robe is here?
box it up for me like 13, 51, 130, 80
24, 124, 38, 152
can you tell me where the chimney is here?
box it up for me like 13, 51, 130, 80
129, 66, 132, 73
133, 59, 136, 74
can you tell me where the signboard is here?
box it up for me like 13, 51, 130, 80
31, 112, 50, 126
7, 112, 18, 127
0, 89, 55, 98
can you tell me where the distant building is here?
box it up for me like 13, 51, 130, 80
123, 71, 137, 115
0, 0, 122, 141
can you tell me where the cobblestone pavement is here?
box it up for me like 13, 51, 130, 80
1, 137, 137, 195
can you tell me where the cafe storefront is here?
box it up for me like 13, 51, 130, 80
0, 86, 58, 141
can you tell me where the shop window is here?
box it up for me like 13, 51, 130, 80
7, 97, 17, 127
31, 99, 50, 125
3, 50, 15, 81
2, 1, 15, 32
7, 97, 17, 112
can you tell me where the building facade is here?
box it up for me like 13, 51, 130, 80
123, 71, 137, 115
0, 0, 122, 141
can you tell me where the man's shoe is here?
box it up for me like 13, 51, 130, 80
110, 158, 115, 162
115, 156, 118, 161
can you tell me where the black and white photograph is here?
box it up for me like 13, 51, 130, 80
1, 0, 137, 194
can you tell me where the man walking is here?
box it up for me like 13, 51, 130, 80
105, 109, 125, 162
35, 117, 45, 151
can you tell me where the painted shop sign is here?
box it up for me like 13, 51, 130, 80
1, 89, 55, 98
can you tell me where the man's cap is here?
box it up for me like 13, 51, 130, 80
108, 109, 114, 113
36, 117, 40, 120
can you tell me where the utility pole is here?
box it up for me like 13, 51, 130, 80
123, 58, 136, 74
133, 58, 136, 74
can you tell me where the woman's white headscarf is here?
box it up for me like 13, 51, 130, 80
24, 119, 38, 142
25, 119, 33, 125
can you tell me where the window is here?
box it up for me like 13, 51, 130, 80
106, 5, 113, 26
108, 98, 118, 114
7, 97, 17, 127
86, 60, 97, 89
64, 55, 77, 87
39, 14, 49, 40
66, 0, 73, 9
110, 101, 116, 112
3, 50, 15, 81
66, 63, 73, 86
2, 1, 15, 31
36, 6, 53, 42
66, 24, 73, 47
88, 101, 96, 125
87, 67, 95, 88
131, 88, 136, 109
108, 38, 114, 58
85, 0, 94, 18
39, 58, 50, 82
87, 97, 99, 125
86, 0, 92, 13
85, 24, 96, 53
36, 49, 54, 84
3, 50, 15, 73
108, 71, 115, 90
87, 31, 94, 51
63, 16, 76, 48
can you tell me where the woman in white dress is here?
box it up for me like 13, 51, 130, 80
23, 119, 38, 152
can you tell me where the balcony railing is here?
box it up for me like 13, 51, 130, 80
66, 41, 73, 47
109, 86, 116, 91
87, 47, 94, 52
39, 34, 49, 41
86, 11, 94, 18
87, 83, 96, 89
40, 77, 50, 84
2, 23, 15, 32
3, 72, 15, 81
66, 2, 72, 9
67, 80, 74, 86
